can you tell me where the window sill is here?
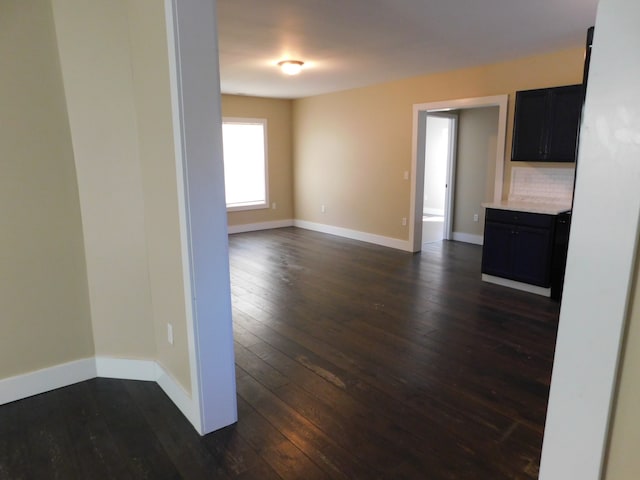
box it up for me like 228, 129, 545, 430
226, 202, 269, 212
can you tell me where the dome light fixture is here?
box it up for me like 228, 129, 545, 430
278, 60, 304, 76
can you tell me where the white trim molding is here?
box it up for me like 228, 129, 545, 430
409, 95, 508, 252
0, 358, 96, 406
156, 363, 197, 425
228, 219, 294, 234
164, 0, 203, 436
294, 220, 412, 252
95, 357, 158, 381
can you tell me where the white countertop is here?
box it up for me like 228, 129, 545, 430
482, 201, 572, 215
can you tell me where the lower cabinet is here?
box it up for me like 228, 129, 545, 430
550, 211, 572, 300
481, 208, 555, 287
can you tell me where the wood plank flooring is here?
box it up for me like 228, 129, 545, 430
0, 227, 560, 479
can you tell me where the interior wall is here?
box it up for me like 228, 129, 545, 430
293, 47, 583, 241
0, 0, 94, 378
453, 107, 499, 237
605, 251, 640, 479
51, 0, 156, 359
126, 0, 192, 390
222, 95, 294, 226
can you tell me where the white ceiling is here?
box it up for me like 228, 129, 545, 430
217, 0, 598, 99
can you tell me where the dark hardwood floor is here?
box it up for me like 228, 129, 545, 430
0, 227, 560, 479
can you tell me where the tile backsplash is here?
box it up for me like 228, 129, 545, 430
509, 167, 575, 204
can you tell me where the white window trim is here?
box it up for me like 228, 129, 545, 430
222, 117, 269, 212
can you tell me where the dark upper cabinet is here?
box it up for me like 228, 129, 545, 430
511, 84, 584, 162
511, 89, 548, 160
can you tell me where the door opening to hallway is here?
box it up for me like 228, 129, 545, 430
422, 114, 457, 246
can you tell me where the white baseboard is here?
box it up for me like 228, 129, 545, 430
482, 274, 551, 297
0, 358, 96, 406
227, 219, 294, 234
452, 232, 484, 245
95, 357, 158, 381
294, 220, 412, 252
1, 356, 197, 433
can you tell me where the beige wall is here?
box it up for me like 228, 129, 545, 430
0, 0, 94, 378
50, 0, 192, 390
126, 0, 192, 390
605, 249, 640, 479
222, 95, 294, 226
51, 0, 156, 359
453, 107, 499, 237
293, 47, 583, 240
2, 0, 192, 391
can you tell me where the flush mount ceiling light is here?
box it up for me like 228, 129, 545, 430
278, 60, 304, 75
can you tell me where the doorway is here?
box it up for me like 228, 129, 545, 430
409, 95, 509, 252
422, 113, 457, 246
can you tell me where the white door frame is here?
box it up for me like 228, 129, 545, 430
409, 95, 509, 252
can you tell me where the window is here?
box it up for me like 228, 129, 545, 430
222, 118, 268, 210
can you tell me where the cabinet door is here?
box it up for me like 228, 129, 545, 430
481, 221, 513, 278
511, 225, 553, 287
511, 89, 548, 161
547, 85, 584, 162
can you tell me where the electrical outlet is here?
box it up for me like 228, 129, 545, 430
403, 171, 409, 180
473, 213, 479, 222
271, 202, 277, 209
167, 323, 174, 345
402, 217, 407, 226
321, 204, 326, 213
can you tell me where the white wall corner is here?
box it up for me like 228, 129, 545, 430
0, 358, 96, 406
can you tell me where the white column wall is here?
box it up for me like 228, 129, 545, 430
539, 0, 640, 477
165, 0, 237, 434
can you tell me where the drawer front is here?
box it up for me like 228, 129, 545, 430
485, 208, 554, 228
